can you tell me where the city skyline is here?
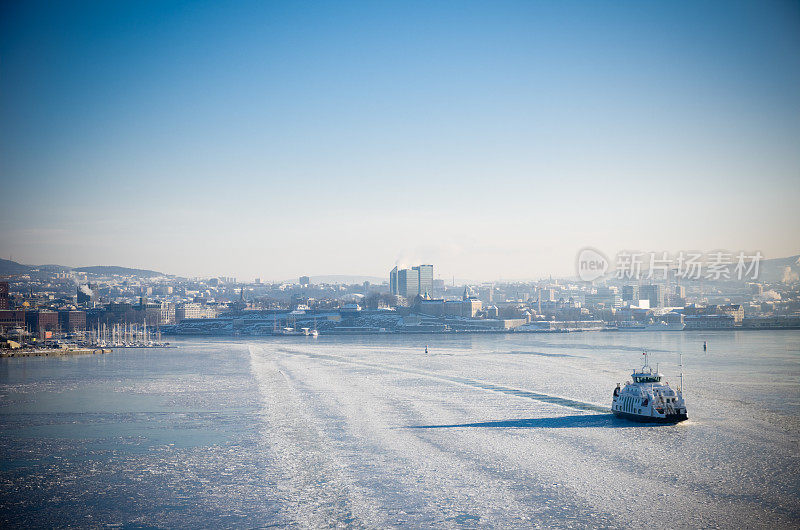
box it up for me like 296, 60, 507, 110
2, 1, 799, 281
2, 4, 799, 527
1, 251, 798, 286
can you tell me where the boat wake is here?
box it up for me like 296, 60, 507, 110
270, 346, 610, 414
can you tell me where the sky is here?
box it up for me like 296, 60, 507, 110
1, 0, 799, 282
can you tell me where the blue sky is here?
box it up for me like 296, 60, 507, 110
1, 1, 798, 281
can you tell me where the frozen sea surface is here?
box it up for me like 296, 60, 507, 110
1, 331, 798, 528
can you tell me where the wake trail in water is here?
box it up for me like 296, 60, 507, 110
272, 346, 610, 414
248, 346, 383, 528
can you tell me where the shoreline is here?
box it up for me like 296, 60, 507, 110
161, 326, 800, 338
0, 348, 112, 358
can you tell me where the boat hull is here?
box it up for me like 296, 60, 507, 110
613, 410, 688, 424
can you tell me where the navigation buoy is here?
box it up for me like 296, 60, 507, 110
703, 341, 707, 352
425, 345, 428, 354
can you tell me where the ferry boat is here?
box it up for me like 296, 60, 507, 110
612, 352, 688, 423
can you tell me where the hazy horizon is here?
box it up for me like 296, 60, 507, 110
2, 1, 799, 281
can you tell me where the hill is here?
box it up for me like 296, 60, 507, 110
0, 259, 168, 278
72, 265, 168, 278
759, 254, 800, 283
0, 259, 32, 275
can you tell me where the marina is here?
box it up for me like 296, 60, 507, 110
86, 322, 171, 348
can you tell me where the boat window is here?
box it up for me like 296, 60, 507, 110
634, 375, 661, 383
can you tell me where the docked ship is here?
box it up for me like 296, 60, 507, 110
611, 352, 688, 423
617, 320, 685, 332
616, 321, 646, 331
645, 321, 686, 331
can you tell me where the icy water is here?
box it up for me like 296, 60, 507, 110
1, 332, 799, 528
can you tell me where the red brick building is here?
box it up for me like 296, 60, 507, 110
25, 310, 59, 334
0, 310, 25, 332
58, 310, 86, 332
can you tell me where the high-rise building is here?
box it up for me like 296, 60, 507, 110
389, 267, 398, 296
414, 264, 434, 297
585, 287, 622, 308
640, 284, 663, 308
390, 264, 434, 299
299, 276, 310, 286
397, 268, 419, 299
622, 285, 639, 303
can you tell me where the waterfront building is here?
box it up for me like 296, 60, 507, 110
176, 303, 203, 322
25, 310, 59, 335
444, 300, 463, 316
175, 303, 217, 322
717, 304, 744, 324
160, 302, 176, 325
640, 284, 663, 308
58, 310, 86, 332
0, 310, 25, 332
418, 298, 445, 317
462, 288, 482, 317
135, 300, 162, 326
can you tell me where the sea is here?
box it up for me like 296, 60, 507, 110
1, 330, 798, 528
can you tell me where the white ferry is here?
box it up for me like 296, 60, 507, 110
612, 352, 688, 423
